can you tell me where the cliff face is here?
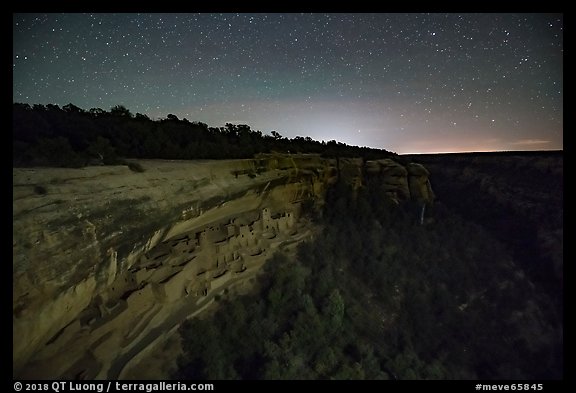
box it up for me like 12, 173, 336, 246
13, 154, 433, 379
362, 159, 434, 203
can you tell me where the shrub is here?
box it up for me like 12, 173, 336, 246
127, 162, 145, 173
34, 185, 47, 195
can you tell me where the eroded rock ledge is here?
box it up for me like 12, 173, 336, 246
13, 154, 432, 379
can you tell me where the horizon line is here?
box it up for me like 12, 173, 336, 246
399, 149, 563, 155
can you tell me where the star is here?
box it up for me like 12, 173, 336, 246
12, 12, 563, 153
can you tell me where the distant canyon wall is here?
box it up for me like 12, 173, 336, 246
13, 154, 433, 379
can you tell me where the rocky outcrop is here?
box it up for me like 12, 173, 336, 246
337, 157, 365, 189
364, 159, 435, 204
407, 163, 435, 203
12, 154, 432, 379
363, 160, 400, 203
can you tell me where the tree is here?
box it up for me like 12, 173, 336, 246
63, 103, 84, 113
135, 113, 150, 121
87, 136, 119, 165
46, 103, 61, 112
110, 105, 132, 118
89, 108, 106, 117
324, 289, 345, 332
34, 136, 83, 167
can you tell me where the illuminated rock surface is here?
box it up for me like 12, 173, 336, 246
13, 154, 432, 379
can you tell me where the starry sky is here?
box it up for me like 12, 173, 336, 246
13, 13, 563, 154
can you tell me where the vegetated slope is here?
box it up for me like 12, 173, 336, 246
175, 173, 562, 380
405, 152, 563, 315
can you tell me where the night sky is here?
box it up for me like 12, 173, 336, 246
13, 13, 563, 154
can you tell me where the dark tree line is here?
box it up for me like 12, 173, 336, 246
13, 103, 396, 167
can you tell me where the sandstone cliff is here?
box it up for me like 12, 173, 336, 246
13, 154, 432, 379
